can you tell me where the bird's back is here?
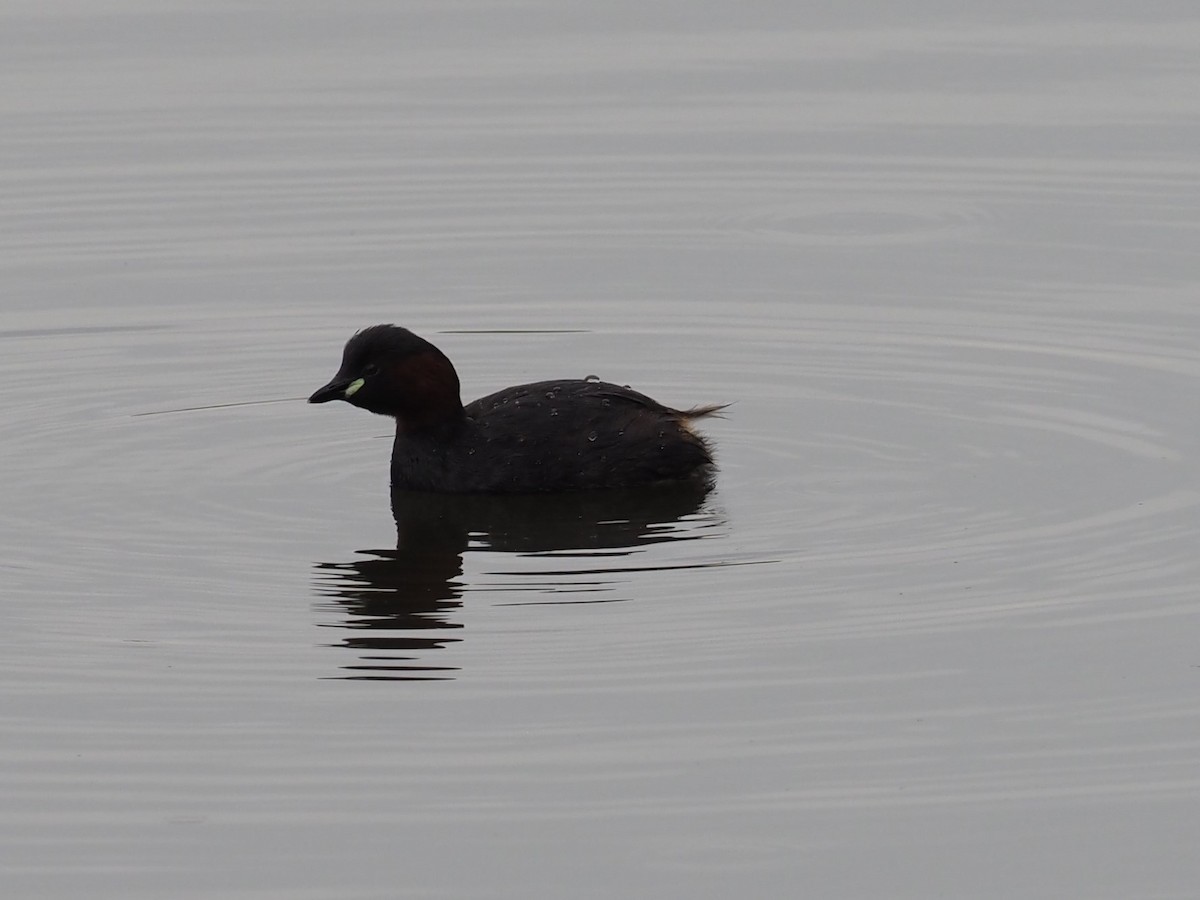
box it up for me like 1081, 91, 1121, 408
392, 379, 718, 493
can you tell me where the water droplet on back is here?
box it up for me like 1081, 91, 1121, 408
584, 374, 600, 383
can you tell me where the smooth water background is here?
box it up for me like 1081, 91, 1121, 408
4, 3, 1200, 898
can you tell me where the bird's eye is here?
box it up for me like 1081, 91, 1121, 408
362, 363, 380, 377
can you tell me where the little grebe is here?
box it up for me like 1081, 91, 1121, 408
309, 325, 725, 493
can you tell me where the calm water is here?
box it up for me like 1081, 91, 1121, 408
4, 3, 1200, 898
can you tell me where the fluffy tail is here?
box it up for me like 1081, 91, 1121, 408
678, 402, 730, 420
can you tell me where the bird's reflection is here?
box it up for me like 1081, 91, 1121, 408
314, 478, 716, 680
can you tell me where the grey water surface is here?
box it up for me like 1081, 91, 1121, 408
4, 3, 1200, 898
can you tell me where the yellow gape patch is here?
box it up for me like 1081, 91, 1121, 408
344, 378, 365, 398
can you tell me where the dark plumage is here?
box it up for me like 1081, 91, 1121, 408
309, 324, 725, 494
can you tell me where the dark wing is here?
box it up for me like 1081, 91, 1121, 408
462, 379, 716, 490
